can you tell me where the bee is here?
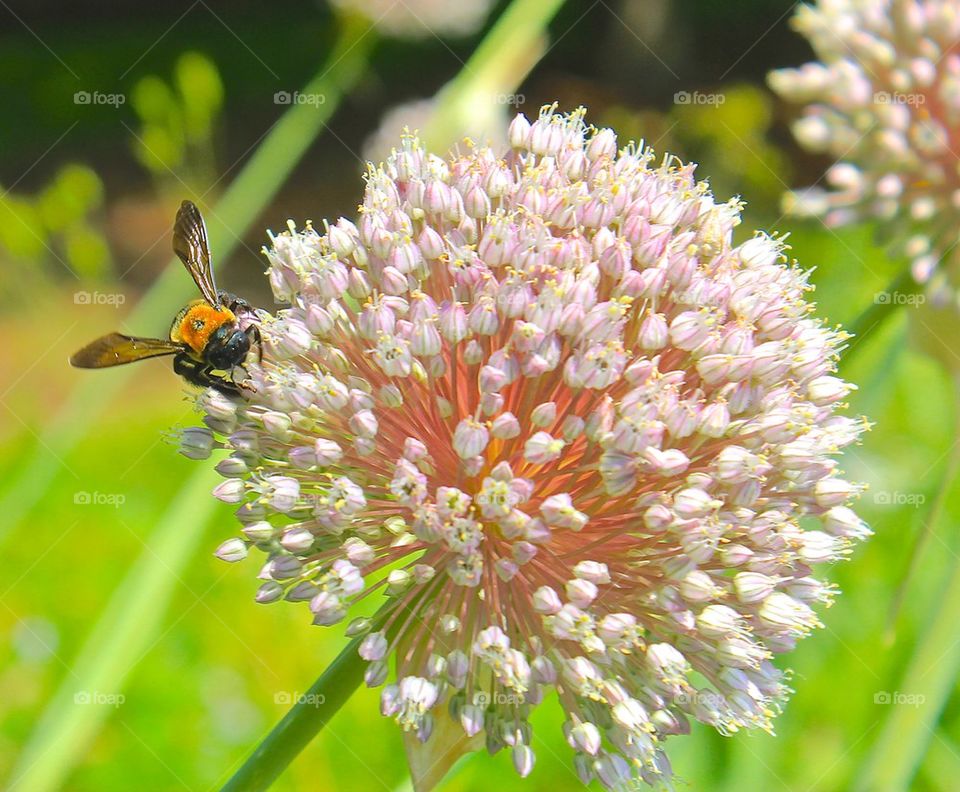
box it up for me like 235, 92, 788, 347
70, 200, 261, 396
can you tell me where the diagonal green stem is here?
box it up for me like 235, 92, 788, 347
424, 0, 566, 149
840, 267, 919, 364
0, 11, 376, 546
220, 629, 373, 792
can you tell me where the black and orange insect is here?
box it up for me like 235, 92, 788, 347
70, 200, 261, 396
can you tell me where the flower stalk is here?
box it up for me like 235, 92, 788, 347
222, 633, 370, 792
423, 0, 566, 149
841, 267, 921, 363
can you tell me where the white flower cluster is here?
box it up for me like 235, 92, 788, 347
770, 0, 960, 303
193, 107, 868, 787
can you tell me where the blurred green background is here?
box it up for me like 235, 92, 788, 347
2, 1, 958, 790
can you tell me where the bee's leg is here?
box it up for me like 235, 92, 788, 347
234, 375, 257, 394
174, 353, 241, 396
245, 323, 263, 363
227, 360, 258, 394
172, 353, 204, 386
223, 292, 261, 366
219, 326, 263, 394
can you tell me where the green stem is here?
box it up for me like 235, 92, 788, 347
424, 0, 566, 148
841, 267, 919, 363
0, 12, 377, 546
220, 631, 371, 792
855, 377, 960, 791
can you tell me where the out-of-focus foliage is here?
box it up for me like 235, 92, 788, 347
130, 52, 224, 196
601, 84, 790, 220
0, 163, 110, 291
0, 52, 224, 298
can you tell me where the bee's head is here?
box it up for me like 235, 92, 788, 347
204, 324, 250, 370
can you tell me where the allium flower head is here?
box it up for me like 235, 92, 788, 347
331, 0, 494, 39
197, 107, 868, 788
769, 0, 960, 301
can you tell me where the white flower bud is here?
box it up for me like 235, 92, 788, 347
533, 586, 563, 614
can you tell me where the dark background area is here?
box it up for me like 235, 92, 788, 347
0, 0, 811, 301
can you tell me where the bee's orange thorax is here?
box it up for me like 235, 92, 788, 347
171, 300, 236, 355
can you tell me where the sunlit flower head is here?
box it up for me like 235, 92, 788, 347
331, 0, 495, 39
769, 0, 960, 303
195, 106, 868, 788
